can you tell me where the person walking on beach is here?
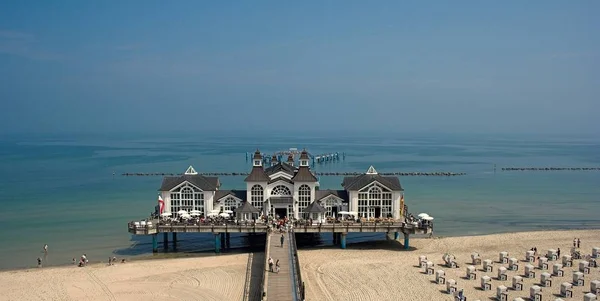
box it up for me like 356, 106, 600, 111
37, 257, 42, 268
275, 259, 280, 273
557, 248, 561, 258
280, 234, 285, 247
574, 238, 577, 248
577, 238, 581, 248
268, 257, 274, 272
43, 244, 48, 254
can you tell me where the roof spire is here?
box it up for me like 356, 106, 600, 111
185, 165, 198, 175
366, 165, 378, 175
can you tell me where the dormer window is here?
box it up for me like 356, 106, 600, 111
300, 160, 308, 167
253, 160, 261, 166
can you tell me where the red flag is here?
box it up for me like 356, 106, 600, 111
158, 195, 165, 214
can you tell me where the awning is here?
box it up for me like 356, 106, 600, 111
269, 197, 293, 204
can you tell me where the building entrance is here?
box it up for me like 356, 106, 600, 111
274, 207, 288, 219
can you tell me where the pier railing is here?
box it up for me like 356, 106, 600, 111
121, 171, 466, 177
261, 233, 271, 301
289, 230, 305, 301
242, 253, 254, 301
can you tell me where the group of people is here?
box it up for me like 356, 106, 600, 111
574, 238, 581, 248
268, 256, 281, 273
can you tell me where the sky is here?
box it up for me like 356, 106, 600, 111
0, 1, 598, 136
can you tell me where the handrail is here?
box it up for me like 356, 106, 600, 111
242, 252, 253, 301
289, 230, 305, 301
261, 232, 271, 300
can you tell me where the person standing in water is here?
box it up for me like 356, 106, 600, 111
43, 244, 48, 254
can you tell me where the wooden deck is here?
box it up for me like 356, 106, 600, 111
266, 232, 295, 301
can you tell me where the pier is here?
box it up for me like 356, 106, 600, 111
121, 171, 466, 177
247, 149, 345, 167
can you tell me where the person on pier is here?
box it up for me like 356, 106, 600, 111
280, 234, 285, 247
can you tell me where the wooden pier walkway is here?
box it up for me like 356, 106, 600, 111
266, 232, 296, 301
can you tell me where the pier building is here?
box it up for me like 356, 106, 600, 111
158, 149, 406, 221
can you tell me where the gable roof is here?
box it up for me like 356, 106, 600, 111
265, 162, 296, 176
214, 190, 247, 202
244, 166, 270, 182
304, 201, 326, 213
341, 174, 403, 191
234, 201, 260, 214
159, 174, 220, 191
291, 166, 318, 182
315, 190, 348, 202
268, 176, 294, 185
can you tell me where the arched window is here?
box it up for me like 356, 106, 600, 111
358, 183, 392, 218
323, 196, 342, 217
298, 184, 311, 218
170, 183, 204, 215
222, 197, 241, 215
251, 185, 264, 211
271, 185, 291, 196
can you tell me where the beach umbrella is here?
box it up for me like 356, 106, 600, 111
224, 210, 234, 214
181, 214, 191, 219
347, 211, 358, 216
422, 216, 434, 221
338, 211, 349, 215
207, 212, 218, 217
219, 212, 230, 218
177, 210, 188, 215
210, 209, 220, 214
417, 213, 429, 218
160, 212, 172, 217
190, 212, 201, 216
190, 210, 202, 214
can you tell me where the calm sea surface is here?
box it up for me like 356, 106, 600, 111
0, 132, 599, 270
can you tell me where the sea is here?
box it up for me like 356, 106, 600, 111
0, 131, 599, 270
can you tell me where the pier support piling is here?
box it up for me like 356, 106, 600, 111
152, 234, 158, 253
394, 232, 400, 240
333, 233, 338, 245
214, 233, 221, 254
163, 233, 169, 251
220, 233, 226, 250
403, 233, 410, 250
225, 233, 231, 249
172, 232, 177, 250
340, 233, 347, 249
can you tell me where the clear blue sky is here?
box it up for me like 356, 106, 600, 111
0, 1, 598, 135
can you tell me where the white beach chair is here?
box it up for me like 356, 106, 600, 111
512, 275, 523, 291
541, 272, 552, 287
591, 280, 600, 295
526, 250, 535, 263
584, 293, 597, 301
499, 251, 509, 264
573, 271, 585, 286
496, 285, 508, 301
483, 259, 493, 272
580, 260, 591, 274
553, 263, 564, 277
425, 261, 434, 275
509, 257, 519, 271
530, 285, 542, 301
560, 282, 573, 298
436, 270, 446, 284
446, 279, 457, 294
593, 247, 600, 258
471, 252, 481, 265
547, 249, 558, 261
481, 275, 491, 291
419, 255, 427, 268
525, 264, 536, 278
466, 265, 476, 280
538, 256, 549, 270
561, 255, 572, 267
498, 266, 507, 281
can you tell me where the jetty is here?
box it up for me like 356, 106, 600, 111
121, 171, 466, 177
501, 167, 600, 171
247, 148, 345, 166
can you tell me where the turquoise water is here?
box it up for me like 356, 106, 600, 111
0, 132, 599, 270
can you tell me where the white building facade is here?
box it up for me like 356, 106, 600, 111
157, 150, 405, 220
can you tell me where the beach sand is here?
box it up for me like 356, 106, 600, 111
300, 229, 600, 301
0, 253, 248, 301
1, 230, 599, 301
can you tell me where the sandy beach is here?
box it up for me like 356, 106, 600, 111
300, 229, 600, 301
0, 254, 249, 301
1, 229, 599, 301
